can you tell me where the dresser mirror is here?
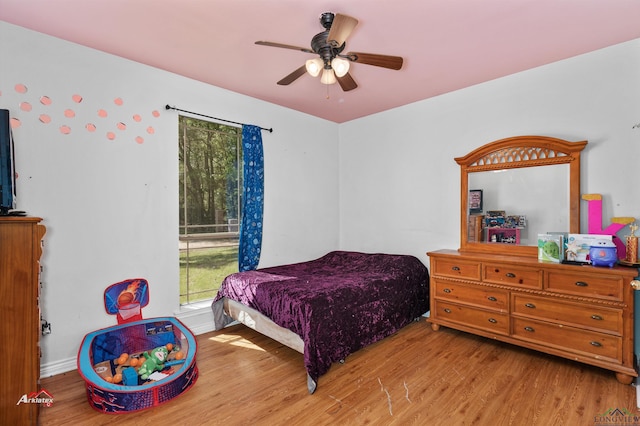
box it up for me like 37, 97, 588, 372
457, 135, 587, 257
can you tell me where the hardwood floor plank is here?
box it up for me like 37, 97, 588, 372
39, 319, 637, 425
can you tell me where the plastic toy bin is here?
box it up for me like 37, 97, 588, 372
77, 317, 198, 413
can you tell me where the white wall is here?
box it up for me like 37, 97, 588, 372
339, 39, 640, 261
0, 22, 339, 375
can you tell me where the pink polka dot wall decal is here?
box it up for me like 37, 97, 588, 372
133, 114, 142, 122
152, 110, 160, 118
10, 118, 21, 128
114, 97, 123, 106
135, 136, 144, 144
98, 109, 108, 118
39, 114, 51, 124
86, 123, 96, 132
20, 102, 32, 112
107, 132, 116, 140
72, 94, 83, 103
146, 126, 155, 134
64, 109, 76, 118
14, 84, 27, 94
60, 125, 71, 134
117, 122, 126, 130
40, 96, 52, 106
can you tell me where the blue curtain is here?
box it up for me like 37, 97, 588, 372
238, 125, 264, 271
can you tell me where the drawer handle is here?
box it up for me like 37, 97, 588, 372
487, 296, 497, 302
444, 308, 452, 313
590, 341, 602, 347
505, 273, 516, 278
451, 266, 460, 271
488, 318, 497, 324
575, 281, 589, 287
524, 326, 535, 332
591, 315, 603, 321
524, 303, 536, 309
443, 288, 452, 293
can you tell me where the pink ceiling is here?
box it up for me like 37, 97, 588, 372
1, 0, 639, 123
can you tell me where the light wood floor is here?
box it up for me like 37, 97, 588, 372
39, 318, 637, 425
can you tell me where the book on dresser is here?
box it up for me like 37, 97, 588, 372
537, 233, 564, 263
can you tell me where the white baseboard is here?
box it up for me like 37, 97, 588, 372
175, 304, 217, 335
40, 357, 77, 378
40, 306, 217, 378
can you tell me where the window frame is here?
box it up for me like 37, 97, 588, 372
178, 115, 242, 305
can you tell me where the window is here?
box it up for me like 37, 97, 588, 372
179, 115, 242, 305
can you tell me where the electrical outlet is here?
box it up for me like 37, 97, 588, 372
41, 319, 52, 335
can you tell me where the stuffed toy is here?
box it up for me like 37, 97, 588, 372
138, 346, 169, 380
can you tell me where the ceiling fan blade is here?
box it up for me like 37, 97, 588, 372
327, 14, 358, 47
336, 72, 358, 92
348, 52, 403, 70
255, 41, 314, 54
277, 65, 307, 85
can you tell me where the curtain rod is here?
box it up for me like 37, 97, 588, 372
165, 105, 273, 133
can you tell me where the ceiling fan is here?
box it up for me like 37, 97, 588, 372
255, 12, 403, 91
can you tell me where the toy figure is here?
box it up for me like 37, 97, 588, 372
589, 239, 618, 268
565, 240, 579, 261
138, 346, 169, 380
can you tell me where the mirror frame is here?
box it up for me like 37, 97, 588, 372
457, 135, 587, 257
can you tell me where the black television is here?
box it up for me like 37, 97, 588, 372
0, 109, 16, 215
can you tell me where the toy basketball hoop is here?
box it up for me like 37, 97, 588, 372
103, 278, 149, 324
118, 303, 141, 322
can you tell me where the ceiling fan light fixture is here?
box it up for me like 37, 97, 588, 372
320, 68, 337, 85
331, 57, 350, 77
305, 58, 323, 77
256, 12, 402, 92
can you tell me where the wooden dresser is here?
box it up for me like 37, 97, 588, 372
427, 249, 638, 384
0, 217, 46, 425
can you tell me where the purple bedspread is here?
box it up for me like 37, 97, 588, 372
212, 251, 429, 390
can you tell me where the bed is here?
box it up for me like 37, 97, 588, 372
211, 250, 430, 393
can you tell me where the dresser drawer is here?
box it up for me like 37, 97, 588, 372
432, 258, 481, 281
434, 279, 508, 312
512, 294, 622, 334
512, 317, 622, 362
433, 300, 509, 335
483, 263, 542, 289
546, 271, 624, 301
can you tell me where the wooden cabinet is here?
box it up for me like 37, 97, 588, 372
0, 217, 46, 425
427, 249, 638, 384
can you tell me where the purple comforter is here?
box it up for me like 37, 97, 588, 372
211, 251, 429, 391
